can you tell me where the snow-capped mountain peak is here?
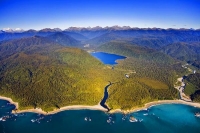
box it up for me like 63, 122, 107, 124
2, 28, 24, 33
2, 28, 13, 32
14, 28, 24, 32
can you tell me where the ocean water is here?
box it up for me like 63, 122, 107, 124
90, 52, 126, 65
0, 100, 200, 133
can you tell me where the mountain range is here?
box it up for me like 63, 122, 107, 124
1, 26, 200, 63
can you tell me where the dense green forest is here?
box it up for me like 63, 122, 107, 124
47, 32, 82, 47
184, 73, 200, 102
98, 41, 189, 110
0, 36, 123, 111
0, 35, 197, 112
161, 42, 200, 62
98, 41, 175, 64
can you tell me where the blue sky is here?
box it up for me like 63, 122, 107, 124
0, 0, 200, 30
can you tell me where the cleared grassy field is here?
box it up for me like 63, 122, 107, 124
137, 78, 169, 89
184, 82, 196, 96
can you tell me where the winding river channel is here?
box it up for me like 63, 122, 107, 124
90, 52, 127, 110
100, 82, 112, 111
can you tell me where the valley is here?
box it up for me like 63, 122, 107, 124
0, 27, 200, 113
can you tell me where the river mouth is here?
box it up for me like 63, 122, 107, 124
100, 82, 112, 111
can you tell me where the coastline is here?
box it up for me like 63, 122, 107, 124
0, 96, 19, 109
1, 95, 200, 115
0, 95, 107, 115
109, 100, 200, 114
14, 104, 108, 115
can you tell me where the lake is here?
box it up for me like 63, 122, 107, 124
0, 100, 200, 133
90, 52, 126, 65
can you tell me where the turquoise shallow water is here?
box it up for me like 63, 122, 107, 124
0, 100, 200, 133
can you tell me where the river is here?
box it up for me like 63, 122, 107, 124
100, 82, 112, 111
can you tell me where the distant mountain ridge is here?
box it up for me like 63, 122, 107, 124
0, 30, 88, 42
46, 32, 82, 47
161, 42, 200, 61
1, 26, 200, 65
1, 27, 200, 47
84, 33, 124, 46
0, 36, 59, 60
1, 26, 200, 33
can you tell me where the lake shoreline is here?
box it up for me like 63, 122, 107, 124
88, 50, 127, 58
90, 51, 127, 66
1, 95, 200, 115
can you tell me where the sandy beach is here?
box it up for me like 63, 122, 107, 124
109, 99, 200, 114
13, 104, 108, 115
0, 96, 19, 109
0, 95, 108, 115
0, 95, 200, 115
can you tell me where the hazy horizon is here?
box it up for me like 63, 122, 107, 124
2, 26, 200, 32
1, 0, 200, 30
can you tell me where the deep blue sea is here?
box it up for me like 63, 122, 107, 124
0, 100, 200, 133
90, 52, 126, 65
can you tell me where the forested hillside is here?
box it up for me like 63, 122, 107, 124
97, 42, 188, 110
0, 27, 199, 111
98, 41, 174, 64
184, 73, 200, 102
0, 36, 120, 111
161, 42, 200, 62
47, 32, 82, 47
